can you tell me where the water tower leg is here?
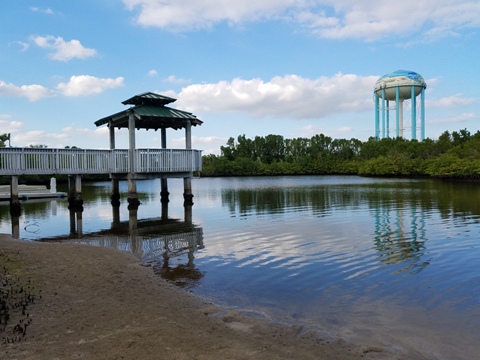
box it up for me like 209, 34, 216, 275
399, 100, 404, 138
395, 87, 400, 138
411, 86, 417, 140
421, 87, 426, 140
381, 88, 386, 138
374, 93, 380, 139
386, 100, 390, 138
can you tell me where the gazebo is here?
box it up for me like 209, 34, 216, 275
94, 92, 203, 208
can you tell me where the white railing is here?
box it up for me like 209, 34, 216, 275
0, 148, 202, 175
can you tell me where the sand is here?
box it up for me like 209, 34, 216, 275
0, 234, 418, 360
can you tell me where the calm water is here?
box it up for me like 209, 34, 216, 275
1, 176, 479, 359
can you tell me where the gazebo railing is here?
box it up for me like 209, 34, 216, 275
0, 148, 202, 175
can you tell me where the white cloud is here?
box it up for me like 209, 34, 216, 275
62, 125, 109, 139
0, 120, 23, 133
123, 0, 480, 41
31, 7, 55, 15
427, 94, 476, 108
428, 113, 476, 124
13, 130, 70, 147
300, 0, 480, 41
163, 75, 190, 84
0, 80, 53, 101
16, 41, 30, 51
173, 73, 378, 119
123, 0, 297, 30
56, 75, 124, 96
32, 35, 97, 61
147, 69, 158, 77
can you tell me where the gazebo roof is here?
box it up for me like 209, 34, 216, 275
94, 92, 202, 130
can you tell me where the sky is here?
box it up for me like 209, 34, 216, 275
0, 0, 479, 155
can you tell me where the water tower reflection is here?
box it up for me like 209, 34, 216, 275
221, 182, 433, 274
373, 204, 428, 274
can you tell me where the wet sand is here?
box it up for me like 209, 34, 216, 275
0, 234, 420, 359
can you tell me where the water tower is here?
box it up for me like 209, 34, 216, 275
374, 70, 426, 140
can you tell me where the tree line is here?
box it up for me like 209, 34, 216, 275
201, 129, 480, 179
2, 129, 479, 182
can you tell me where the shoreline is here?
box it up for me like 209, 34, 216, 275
0, 234, 417, 359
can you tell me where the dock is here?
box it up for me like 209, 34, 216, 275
0, 184, 67, 202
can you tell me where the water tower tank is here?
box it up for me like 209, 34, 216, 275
373, 70, 426, 140
374, 70, 425, 100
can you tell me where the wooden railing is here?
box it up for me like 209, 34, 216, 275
0, 148, 202, 176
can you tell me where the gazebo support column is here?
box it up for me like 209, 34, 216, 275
127, 110, 140, 209
9, 176, 21, 216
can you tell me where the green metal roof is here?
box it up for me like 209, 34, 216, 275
94, 92, 202, 130
121, 92, 176, 106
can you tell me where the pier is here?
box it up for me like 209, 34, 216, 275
0, 92, 203, 214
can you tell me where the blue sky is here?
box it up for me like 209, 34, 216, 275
1, 1, 479, 154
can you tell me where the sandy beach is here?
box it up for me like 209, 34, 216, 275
0, 234, 419, 359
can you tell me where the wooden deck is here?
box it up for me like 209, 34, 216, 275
0, 147, 202, 176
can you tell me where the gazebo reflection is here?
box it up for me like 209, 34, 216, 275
55, 203, 204, 286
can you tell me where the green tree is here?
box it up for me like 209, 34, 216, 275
0, 133, 10, 147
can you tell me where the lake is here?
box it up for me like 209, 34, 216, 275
1, 175, 479, 359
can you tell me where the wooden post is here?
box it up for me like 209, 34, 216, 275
69, 209, 76, 235
68, 175, 75, 205
160, 128, 169, 203
161, 178, 169, 204
75, 174, 82, 204
161, 201, 168, 220
109, 121, 120, 206
183, 120, 194, 205
11, 214, 20, 239
76, 209, 83, 236
9, 175, 21, 216
111, 177, 120, 206
184, 203, 192, 224
183, 176, 193, 205
68, 174, 83, 210
127, 110, 140, 208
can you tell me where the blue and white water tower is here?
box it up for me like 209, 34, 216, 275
374, 70, 426, 140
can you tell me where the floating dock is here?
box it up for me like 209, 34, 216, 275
0, 185, 67, 202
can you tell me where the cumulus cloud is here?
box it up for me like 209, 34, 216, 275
163, 75, 190, 84
0, 119, 23, 132
429, 113, 476, 124
13, 130, 70, 147
30, 7, 55, 15
147, 69, 158, 77
56, 75, 124, 96
31, 35, 97, 61
123, 0, 480, 41
173, 73, 378, 119
427, 94, 476, 108
123, 0, 296, 30
0, 80, 54, 101
62, 125, 109, 138
299, 0, 480, 41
